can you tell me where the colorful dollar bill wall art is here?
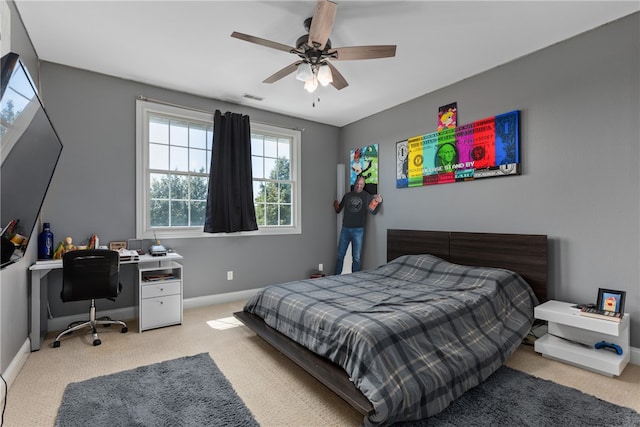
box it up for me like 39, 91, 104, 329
396, 110, 520, 188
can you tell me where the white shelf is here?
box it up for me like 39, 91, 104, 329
535, 300, 628, 335
534, 300, 630, 377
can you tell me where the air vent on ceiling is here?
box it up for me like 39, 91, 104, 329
243, 94, 264, 101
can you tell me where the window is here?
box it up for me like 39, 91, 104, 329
136, 100, 301, 239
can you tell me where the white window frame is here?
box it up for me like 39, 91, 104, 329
136, 99, 301, 239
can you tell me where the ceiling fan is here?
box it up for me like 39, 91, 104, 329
231, 0, 396, 92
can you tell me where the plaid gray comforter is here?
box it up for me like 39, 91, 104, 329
243, 254, 538, 426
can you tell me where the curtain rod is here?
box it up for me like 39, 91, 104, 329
136, 95, 305, 131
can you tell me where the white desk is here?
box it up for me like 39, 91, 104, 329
28, 252, 183, 351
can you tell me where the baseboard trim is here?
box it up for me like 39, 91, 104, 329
631, 346, 640, 366
0, 339, 30, 401
183, 288, 260, 310
46, 288, 262, 332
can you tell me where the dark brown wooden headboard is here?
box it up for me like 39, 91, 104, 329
387, 229, 548, 302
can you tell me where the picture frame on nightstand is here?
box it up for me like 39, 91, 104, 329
596, 288, 626, 314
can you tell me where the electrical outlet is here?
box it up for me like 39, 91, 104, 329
227, 271, 233, 280
318, 263, 323, 272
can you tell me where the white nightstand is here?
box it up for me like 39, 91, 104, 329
534, 300, 630, 376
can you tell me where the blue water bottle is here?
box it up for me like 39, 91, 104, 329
38, 223, 54, 259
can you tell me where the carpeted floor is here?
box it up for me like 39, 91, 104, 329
4, 300, 640, 426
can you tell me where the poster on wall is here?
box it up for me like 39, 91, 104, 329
396, 140, 408, 188
437, 102, 457, 131
397, 110, 520, 188
350, 144, 379, 195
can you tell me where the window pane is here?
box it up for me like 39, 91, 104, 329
170, 146, 189, 172
149, 117, 169, 144
255, 202, 266, 226
149, 143, 169, 170
277, 157, 290, 180
190, 147, 207, 173
264, 136, 277, 157
170, 174, 188, 199
264, 157, 277, 179
170, 120, 189, 147
150, 173, 169, 199
190, 124, 207, 149
264, 181, 278, 202
253, 181, 265, 202
279, 183, 291, 203
150, 200, 169, 226
190, 201, 206, 226
170, 200, 188, 226
278, 140, 290, 159
251, 135, 264, 156
252, 155, 264, 179
207, 129, 213, 151
266, 204, 278, 226
190, 176, 209, 200
279, 205, 291, 225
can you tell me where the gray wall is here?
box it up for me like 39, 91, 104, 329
340, 13, 639, 346
38, 63, 341, 318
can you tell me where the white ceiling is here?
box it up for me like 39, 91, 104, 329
14, 1, 639, 127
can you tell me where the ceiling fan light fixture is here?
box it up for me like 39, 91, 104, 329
317, 64, 333, 86
295, 62, 313, 82
304, 76, 318, 93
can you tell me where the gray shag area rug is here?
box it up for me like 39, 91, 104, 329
396, 366, 640, 426
55, 353, 259, 427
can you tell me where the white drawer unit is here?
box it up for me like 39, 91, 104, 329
534, 300, 630, 377
137, 260, 183, 332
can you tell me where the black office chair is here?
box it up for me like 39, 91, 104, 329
53, 249, 128, 347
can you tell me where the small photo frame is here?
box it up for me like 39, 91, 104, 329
109, 241, 127, 251
597, 288, 626, 314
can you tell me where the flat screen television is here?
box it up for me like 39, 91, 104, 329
1, 52, 63, 268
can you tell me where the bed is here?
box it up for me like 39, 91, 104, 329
235, 229, 548, 426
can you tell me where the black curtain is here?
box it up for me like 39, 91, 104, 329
204, 110, 258, 233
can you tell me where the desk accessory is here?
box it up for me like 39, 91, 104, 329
149, 232, 167, 256
109, 241, 127, 251
596, 288, 625, 314
579, 307, 623, 323
149, 243, 167, 256
38, 223, 54, 259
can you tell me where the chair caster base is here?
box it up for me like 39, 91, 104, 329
53, 341, 60, 348
93, 339, 101, 346
121, 327, 128, 333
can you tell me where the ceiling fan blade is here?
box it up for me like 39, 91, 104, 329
308, 0, 337, 50
330, 45, 397, 61
263, 62, 302, 84
326, 62, 348, 90
231, 31, 298, 54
